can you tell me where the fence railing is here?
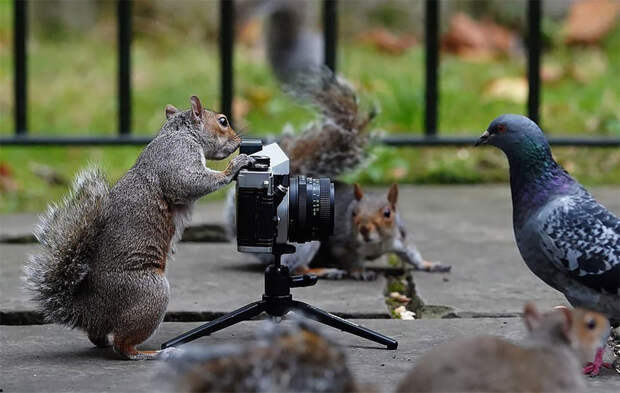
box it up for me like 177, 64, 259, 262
2, 0, 619, 147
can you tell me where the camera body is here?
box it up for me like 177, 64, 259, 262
236, 139, 334, 254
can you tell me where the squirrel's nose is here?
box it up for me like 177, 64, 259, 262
360, 225, 373, 241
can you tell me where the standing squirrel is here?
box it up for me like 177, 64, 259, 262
396, 303, 610, 393
226, 68, 450, 279
24, 96, 253, 360
163, 320, 367, 393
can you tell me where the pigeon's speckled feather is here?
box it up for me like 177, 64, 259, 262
537, 192, 619, 295
481, 114, 620, 324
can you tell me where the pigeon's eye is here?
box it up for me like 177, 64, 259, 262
383, 208, 391, 218
218, 116, 228, 127
586, 318, 596, 330
496, 124, 506, 133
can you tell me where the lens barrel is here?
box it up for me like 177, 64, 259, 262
288, 176, 335, 242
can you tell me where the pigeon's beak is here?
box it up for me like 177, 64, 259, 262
474, 130, 490, 147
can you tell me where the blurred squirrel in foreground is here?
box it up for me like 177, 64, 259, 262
226, 67, 450, 279
397, 303, 610, 392
163, 320, 367, 393
165, 304, 606, 392
24, 96, 253, 360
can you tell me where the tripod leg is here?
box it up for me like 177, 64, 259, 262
292, 301, 398, 350
161, 301, 266, 349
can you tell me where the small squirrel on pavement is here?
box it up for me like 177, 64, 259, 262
396, 303, 610, 392
304, 182, 451, 280
24, 96, 254, 360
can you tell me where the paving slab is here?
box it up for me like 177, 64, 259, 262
391, 185, 620, 315
2, 319, 618, 393
0, 243, 387, 318
2, 186, 618, 319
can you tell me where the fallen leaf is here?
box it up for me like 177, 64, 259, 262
358, 28, 417, 55
394, 305, 416, 320
484, 77, 528, 103
541, 62, 564, 84
389, 292, 411, 303
442, 13, 517, 60
570, 48, 608, 83
0, 162, 18, 193
238, 18, 262, 48
564, 0, 619, 45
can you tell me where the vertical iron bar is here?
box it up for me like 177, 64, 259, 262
220, 0, 234, 124
323, 0, 337, 72
527, 0, 541, 124
14, 0, 27, 135
424, 0, 439, 136
118, 0, 132, 135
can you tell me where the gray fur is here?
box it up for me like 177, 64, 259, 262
313, 183, 450, 279
162, 319, 361, 393
279, 67, 375, 179
24, 166, 109, 328
24, 101, 251, 359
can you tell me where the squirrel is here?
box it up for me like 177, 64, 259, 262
396, 303, 610, 393
226, 67, 450, 279
303, 182, 451, 280
264, 0, 323, 85
23, 96, 254, 360
162, 319, 367, 393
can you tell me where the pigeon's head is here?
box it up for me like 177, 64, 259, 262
475, 114, 549, 154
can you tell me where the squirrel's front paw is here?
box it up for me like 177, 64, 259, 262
419, 260, 451, 273
349, 270, 377, 281
227, 154, 255, 176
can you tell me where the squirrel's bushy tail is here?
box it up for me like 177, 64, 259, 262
24, 166, 109, 328
280, 66, 376, 178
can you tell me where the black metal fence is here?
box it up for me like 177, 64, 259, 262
2, 0, 619, 147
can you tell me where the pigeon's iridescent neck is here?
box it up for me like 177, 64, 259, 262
507, 142, 574, 227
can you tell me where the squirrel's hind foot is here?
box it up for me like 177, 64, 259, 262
416, 260, 452, 273
114, 345, 180, 361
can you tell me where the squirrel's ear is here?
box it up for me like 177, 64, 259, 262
387, 183, 398, 207
523, 302, 542, 331
165, 105, 179, 120
190, 96, 203, 120
555, 306, 573, 338
354, 184, 364, 201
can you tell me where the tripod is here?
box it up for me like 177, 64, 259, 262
161, 251, 398, 350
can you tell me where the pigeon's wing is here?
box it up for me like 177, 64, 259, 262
537, 193, 619, 295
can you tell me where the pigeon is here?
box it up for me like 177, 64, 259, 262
476, 114, 619, 375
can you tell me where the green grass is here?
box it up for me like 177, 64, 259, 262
1, 2, 619, 212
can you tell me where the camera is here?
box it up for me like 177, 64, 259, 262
235, 139, 334, 254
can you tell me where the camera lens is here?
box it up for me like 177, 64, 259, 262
288, 176, 334, 242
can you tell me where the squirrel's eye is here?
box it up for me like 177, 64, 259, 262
218, 116, 228, 127
586, 318, 596, 330
352, 210, 357, 217
383, 208, 391, 218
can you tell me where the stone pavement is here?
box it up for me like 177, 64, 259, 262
2, 320, 619, 392
1, 185, 619, 392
